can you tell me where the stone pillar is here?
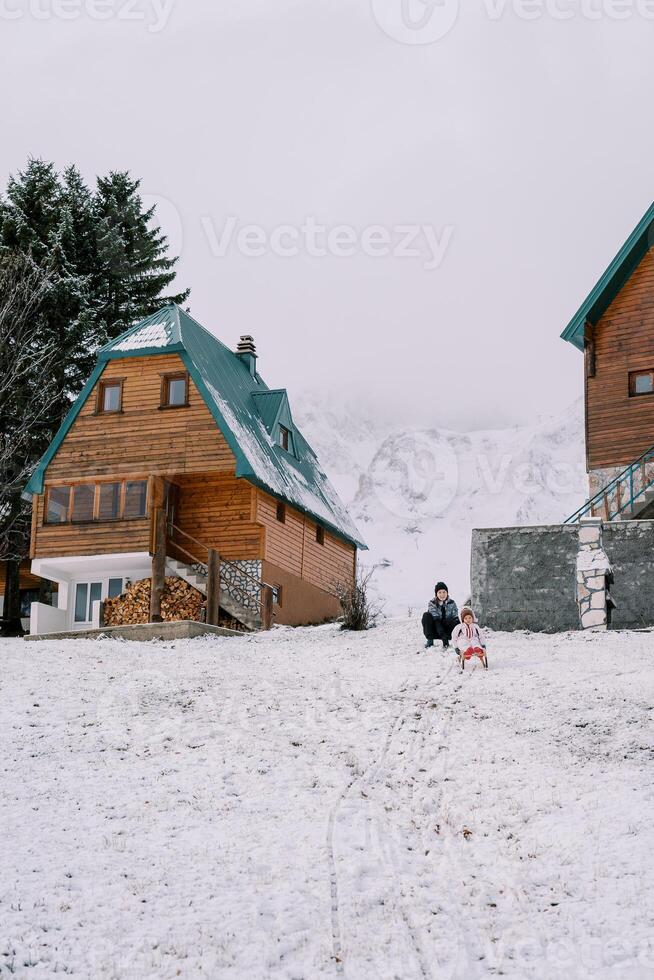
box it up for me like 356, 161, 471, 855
576, 517, 612, 630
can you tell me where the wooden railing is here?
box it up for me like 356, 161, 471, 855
149, 509, 274, 629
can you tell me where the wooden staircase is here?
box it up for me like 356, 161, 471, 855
165, 556, 261, 631
565, 443, 654, 524
149, 508, 274, 631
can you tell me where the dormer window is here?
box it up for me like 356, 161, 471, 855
279, 425, 290, 451
161, 372, 189, 408
97, 379, 123, 414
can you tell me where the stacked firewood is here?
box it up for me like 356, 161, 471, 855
103, 576, 203, 626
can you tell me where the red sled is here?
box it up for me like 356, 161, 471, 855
458, 646, 488, 670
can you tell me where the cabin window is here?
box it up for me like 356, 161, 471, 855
46, 485, 71, 523
279, 425, 290, 451
272, 584, 283, 607
98, 482, 122, 521
108, 578, 123, 598
629, 370, 654, 396
276, 501, 286, 523
45, 479, 147, 524
124, 481, 148, 519
316, 525, 325, 546
71, 484, 95, 523
97, 380, 123, 414
161, 372, 188, 408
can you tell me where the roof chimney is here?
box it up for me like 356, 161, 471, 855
236, 335, 257, 377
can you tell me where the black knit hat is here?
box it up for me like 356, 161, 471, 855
434, 582, 448, 594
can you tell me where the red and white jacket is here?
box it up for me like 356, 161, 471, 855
451, 621, 485, 651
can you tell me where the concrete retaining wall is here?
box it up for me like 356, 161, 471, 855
471, 525, 580, 632
25, 620, 242, 643
471, 520, 654, 632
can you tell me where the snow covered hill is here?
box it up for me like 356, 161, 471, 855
2, 624, 652, 978
296, 398, 587, 615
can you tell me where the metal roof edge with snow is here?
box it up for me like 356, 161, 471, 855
561, 201, 654, 352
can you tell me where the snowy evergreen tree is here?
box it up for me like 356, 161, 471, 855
94, 171, 189, 335
0, 158, 190, 623
0, 253, 59, 633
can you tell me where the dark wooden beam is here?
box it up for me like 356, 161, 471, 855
150, 507, 166, 623
261, 584, 274, 631
206, 548, 221, 626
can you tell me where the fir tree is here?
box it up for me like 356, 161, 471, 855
94, 171, 189, 336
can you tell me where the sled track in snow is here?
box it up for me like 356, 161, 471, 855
326, 660, 460, 977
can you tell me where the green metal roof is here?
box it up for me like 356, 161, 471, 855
25, 304, 366, 550
561, 201, 654, 351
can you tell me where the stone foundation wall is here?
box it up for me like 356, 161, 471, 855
471, 520, 654, 632
221, 560, 262, 613
588, 466, 623, 501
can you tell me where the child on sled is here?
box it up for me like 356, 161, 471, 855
451, 607, 488, 670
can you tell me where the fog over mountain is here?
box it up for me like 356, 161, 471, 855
296, 397, 586, 616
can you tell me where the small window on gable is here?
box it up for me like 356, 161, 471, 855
279, 425, 290, 452
161, 372, 188, 408
97, 380, 123, 414
276, 501, 286, 523
629, 370, 654, 396
316, 525, 325, 546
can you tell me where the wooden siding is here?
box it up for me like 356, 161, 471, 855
44, 354, 235, 481
256, 490, 355, 594
587, 247, 654, 470
32, 354, 237, 559
175, 474, 263, 562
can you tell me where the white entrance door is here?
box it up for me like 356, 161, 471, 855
73, 582, 102, 625
72, 578, 124, 626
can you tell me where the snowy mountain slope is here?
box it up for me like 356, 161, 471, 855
296, 398, 587, 615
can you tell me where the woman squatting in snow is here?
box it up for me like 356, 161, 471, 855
421, 582, 460, 650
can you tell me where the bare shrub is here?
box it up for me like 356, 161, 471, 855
333, 567, 381, 631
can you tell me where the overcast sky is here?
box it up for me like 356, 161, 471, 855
2, 0, 654, 429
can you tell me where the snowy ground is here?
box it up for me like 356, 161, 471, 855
1, 622, 653, 979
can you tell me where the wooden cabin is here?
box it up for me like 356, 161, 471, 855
561, 202, 654, 522
24, 305, 365, 634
